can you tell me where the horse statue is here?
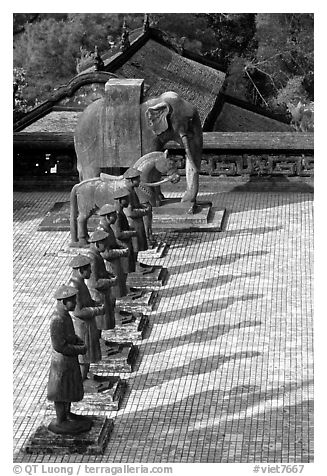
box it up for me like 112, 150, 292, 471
70, 150, 180, 246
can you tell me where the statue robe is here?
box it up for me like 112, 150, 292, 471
69, 271, 102, 364
124, 186, 148, 252
86, 245, 117, 330
97, 218, 128, 297
47, 302, 84, 402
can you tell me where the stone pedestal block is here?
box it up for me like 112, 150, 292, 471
138, 241, 168, 259
116, 289, 157, 314
126, 266, 168, 290
102, 310, 149, 343
25, 416, 113, 455
152, 199, 226, 232
91, 342, 138, 373
73, 376, 126, 412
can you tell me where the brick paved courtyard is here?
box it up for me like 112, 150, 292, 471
13, 183, 313, 463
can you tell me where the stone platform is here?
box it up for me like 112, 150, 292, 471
91, 341, 139, 373
138, 241, 168, 259
74, 376, 126, 412
152, 198, 226, 232
102, 311, 149, 343
126, 266, 168, 290
25, 416, 113, 455
116, 290, 157, 314
37, 199, 225, 234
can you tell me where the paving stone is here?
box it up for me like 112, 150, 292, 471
13, 186, 313, 463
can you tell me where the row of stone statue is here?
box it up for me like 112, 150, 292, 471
47, 167, 153, 435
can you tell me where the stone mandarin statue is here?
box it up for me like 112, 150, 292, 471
47, 284, 92, 435
112, 186, 138, 275
123, 167, 151, 264
97, 203, 129, 297
86, 229, 118, 334
68, 254, 105, 380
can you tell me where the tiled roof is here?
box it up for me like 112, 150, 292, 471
214, 102, 292, 132
114, 39, 225, 125
22, 111, 81, 133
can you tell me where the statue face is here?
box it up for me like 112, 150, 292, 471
96, 239, 106, 253
63, 295, 77, 311
79, 264, 91, 280
107, 212, 117, 224
131, 177, 140, 187
121, 196, 129, 207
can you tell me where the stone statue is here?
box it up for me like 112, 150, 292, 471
123, 167, 151, 264
68, 254, 104, 380
112, 186, 137, 274
70, 150, 179, 246
97, 203, 129, 297
86, 229, 118, 334
47, 284, 92, 435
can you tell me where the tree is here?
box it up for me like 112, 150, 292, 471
245, 14, 314, 114
13, 13, 313, 125
13, 14, 144, 107
13, 67, 29, 120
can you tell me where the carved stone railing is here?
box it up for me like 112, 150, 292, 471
167, 132, 314, 177
13, 131, 313, 180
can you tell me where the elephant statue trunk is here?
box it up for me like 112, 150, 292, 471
180, 134, 199, 173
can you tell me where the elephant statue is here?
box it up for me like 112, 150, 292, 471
70, 150, 180, 246
74, 87, 202, 204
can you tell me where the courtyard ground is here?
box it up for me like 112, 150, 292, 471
13, 179, 313, 463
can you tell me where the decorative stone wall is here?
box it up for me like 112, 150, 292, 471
13, 150, 314, 180
171, 153, 314, 177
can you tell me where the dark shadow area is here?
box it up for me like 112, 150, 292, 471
152, 293, 265, 325
168, 251, 270, 274
166, 272, 261, 298
130, 350, 262, 391
13, 200, 51, 223
143, 319, 262, 358
112, 378, 313, 463
231, 175, 314, 193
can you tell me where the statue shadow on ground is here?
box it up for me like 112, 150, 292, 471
129, 349, 262, 392
167, 250, 270, 273
163, 271, 261, 298
147, 293, 265, 326
142, 319, 262, 359
114, 379, 313, 462
165, 224, 284, 247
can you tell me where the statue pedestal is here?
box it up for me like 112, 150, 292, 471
126, 265, 168, 290
25, 416, 113, 455
152, 199, 226, 232
117, 289, 157, 314
73, 376, 126, 412
91, 341, 138, 373
138, 241, 168, 259
101, 310, 148, 343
